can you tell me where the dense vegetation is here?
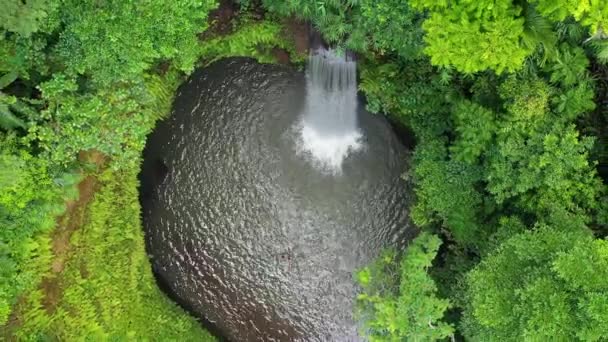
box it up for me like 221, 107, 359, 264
0, 0, 218, 338
2, 0, 608, 340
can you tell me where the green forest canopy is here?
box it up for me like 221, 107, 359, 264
1, 0, 608, 340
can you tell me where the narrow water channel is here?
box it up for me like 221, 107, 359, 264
140, 56, 413, 341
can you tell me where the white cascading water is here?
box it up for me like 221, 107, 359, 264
296, 48, 363, 173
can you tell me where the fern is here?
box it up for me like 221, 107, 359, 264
521, 4, 558, 64
0, 94, 26, 130
199, 18, 300, 65
593, 40, 608, 64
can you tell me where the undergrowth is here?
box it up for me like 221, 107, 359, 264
200, 16, 306, 65
13, 167, 215, 341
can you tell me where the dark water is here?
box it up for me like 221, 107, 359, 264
140, 57, 413, 341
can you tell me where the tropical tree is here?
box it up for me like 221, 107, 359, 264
464, 226, 608, 341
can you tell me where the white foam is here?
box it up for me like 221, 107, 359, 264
295, 48, 363, 174
297, 121, 362, 174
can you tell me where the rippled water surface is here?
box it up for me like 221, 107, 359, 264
140, 58, 413, 341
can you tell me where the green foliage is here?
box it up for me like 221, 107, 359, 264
13, 168, 215, 341
358, 58, 452, 139
410, 0, 531, 73
547, 43, 590, 87
411, 139, 485, 248
0, 139, 76, 325
535, 0, 608, 33
199, 19, 296, 65
261, 0, 352, 43
520, 4, 558, 64
0, 31, 52, 80
355, 4, 607, 337
55, 0, 216, 85
0, 0, 218, 168
487, 76, 601, 219
552, 81, 596, 120
0, 94, 26, 130
403, 0, 608, 73
488, 121, 599, 216
29, 75, 170, 168
592, 39, 608, 64
0, 0, 230, 337
0, 0, 59, 37
463, 226, 608, 341
349, 0, 424, 59
451, 101, 497, 164
262, 0, 424, 59
235, 0, 253, 10
356, 233, 453, 341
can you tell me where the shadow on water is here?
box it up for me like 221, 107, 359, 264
140, 145, 230, 340
387, 117, 417, 151
357, 93, 417, 151
152, 265, 229, 341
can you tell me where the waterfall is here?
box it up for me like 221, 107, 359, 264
296, 48, 363, 173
